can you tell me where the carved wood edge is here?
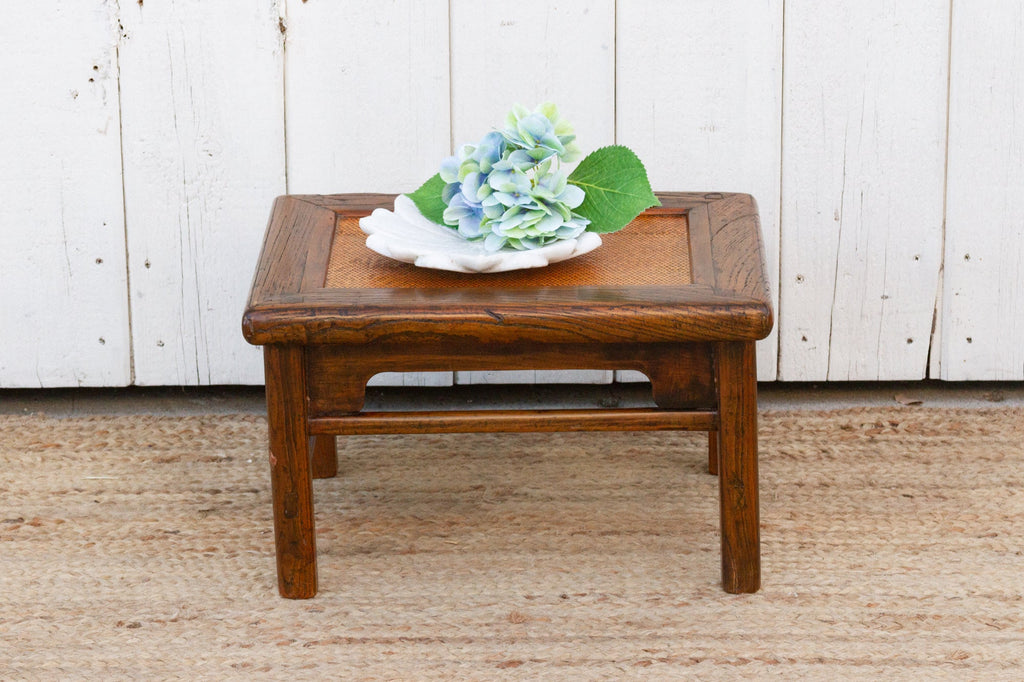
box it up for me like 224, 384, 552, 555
243, 193, 774, 345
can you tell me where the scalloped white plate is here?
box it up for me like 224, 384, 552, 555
358, 195, 602, 274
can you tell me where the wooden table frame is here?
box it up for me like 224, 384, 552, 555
243, 192, 773, 599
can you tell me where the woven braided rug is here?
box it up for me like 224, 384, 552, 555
2, 408, 1022, 679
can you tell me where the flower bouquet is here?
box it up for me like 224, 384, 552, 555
360, 103, 659, 273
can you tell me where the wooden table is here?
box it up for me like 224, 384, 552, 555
242, 192, 773, 599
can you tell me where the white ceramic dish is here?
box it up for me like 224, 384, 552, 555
358, 194, 602, 274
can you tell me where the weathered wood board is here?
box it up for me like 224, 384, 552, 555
615, 0, 783, 382
0, 2, 131, 387
940, 2, 1024, 380
779, 0, 948, 381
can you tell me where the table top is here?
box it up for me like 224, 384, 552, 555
243, 193, 773, 346
325, 212, 692, 289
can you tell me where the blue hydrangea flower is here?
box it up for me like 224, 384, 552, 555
479, 165, 589, 251
502, 102, 582, 163
440, 131, 507, 236
439, 104, 588, 250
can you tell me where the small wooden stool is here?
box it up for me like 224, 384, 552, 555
243, 192, 773, 599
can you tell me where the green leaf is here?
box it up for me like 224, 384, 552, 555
568, 145, 660, 233
406, 173, 448, 226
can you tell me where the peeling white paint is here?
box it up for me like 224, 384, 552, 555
0, 1, 130, 388
3, 2, 1023, 386
616, 0, 783, 382
118, 0, 285, 385
779, 0, 948, 381
941, 2, 1024, 380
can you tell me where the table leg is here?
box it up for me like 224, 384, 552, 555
264, 345, 318, 599
708, 431, 719, 476
311, 435, 338, 479
715, 341, 760, 593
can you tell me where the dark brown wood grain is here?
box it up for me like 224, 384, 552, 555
247, 196, 336, 300
708, 431, 719, 476
715, 341, 760, 593
293, 192, 399, 215
309, 408, 716, 436
305, 342, 715, 415
310, 435, 337, 479
685, 200, 717, 287
243, 295, 766, 346
707, 193, 774, 332
242, 193, 773, 347
264, 345, 318, 599
243, 192, 772, 599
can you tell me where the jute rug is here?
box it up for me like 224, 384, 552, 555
1, 407, 1022, 679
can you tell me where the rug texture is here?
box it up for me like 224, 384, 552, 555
1, 407, 1022, 679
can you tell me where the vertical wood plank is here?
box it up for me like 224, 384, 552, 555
616, 0, 783, 382
119, 0, 286, 385
941, 2, 1024, 380
310, 435, 338, 480
264, 345, 317, 598
449, 0, 615, 159
284, 0, 451, 194
779, 0, 949, 381
716, 341, 760, 593
286, 0, 451, 387
450, 0, 615, 385
708, 431, 719, 477
0, 1, 130, 387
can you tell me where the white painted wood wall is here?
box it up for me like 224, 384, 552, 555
2, 1, 1022, 387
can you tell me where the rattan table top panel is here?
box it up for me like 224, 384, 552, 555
324, 213, 691, 289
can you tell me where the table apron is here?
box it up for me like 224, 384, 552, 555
303, 341, 716, 415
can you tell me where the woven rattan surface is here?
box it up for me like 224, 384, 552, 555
325, 214, 691, 289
